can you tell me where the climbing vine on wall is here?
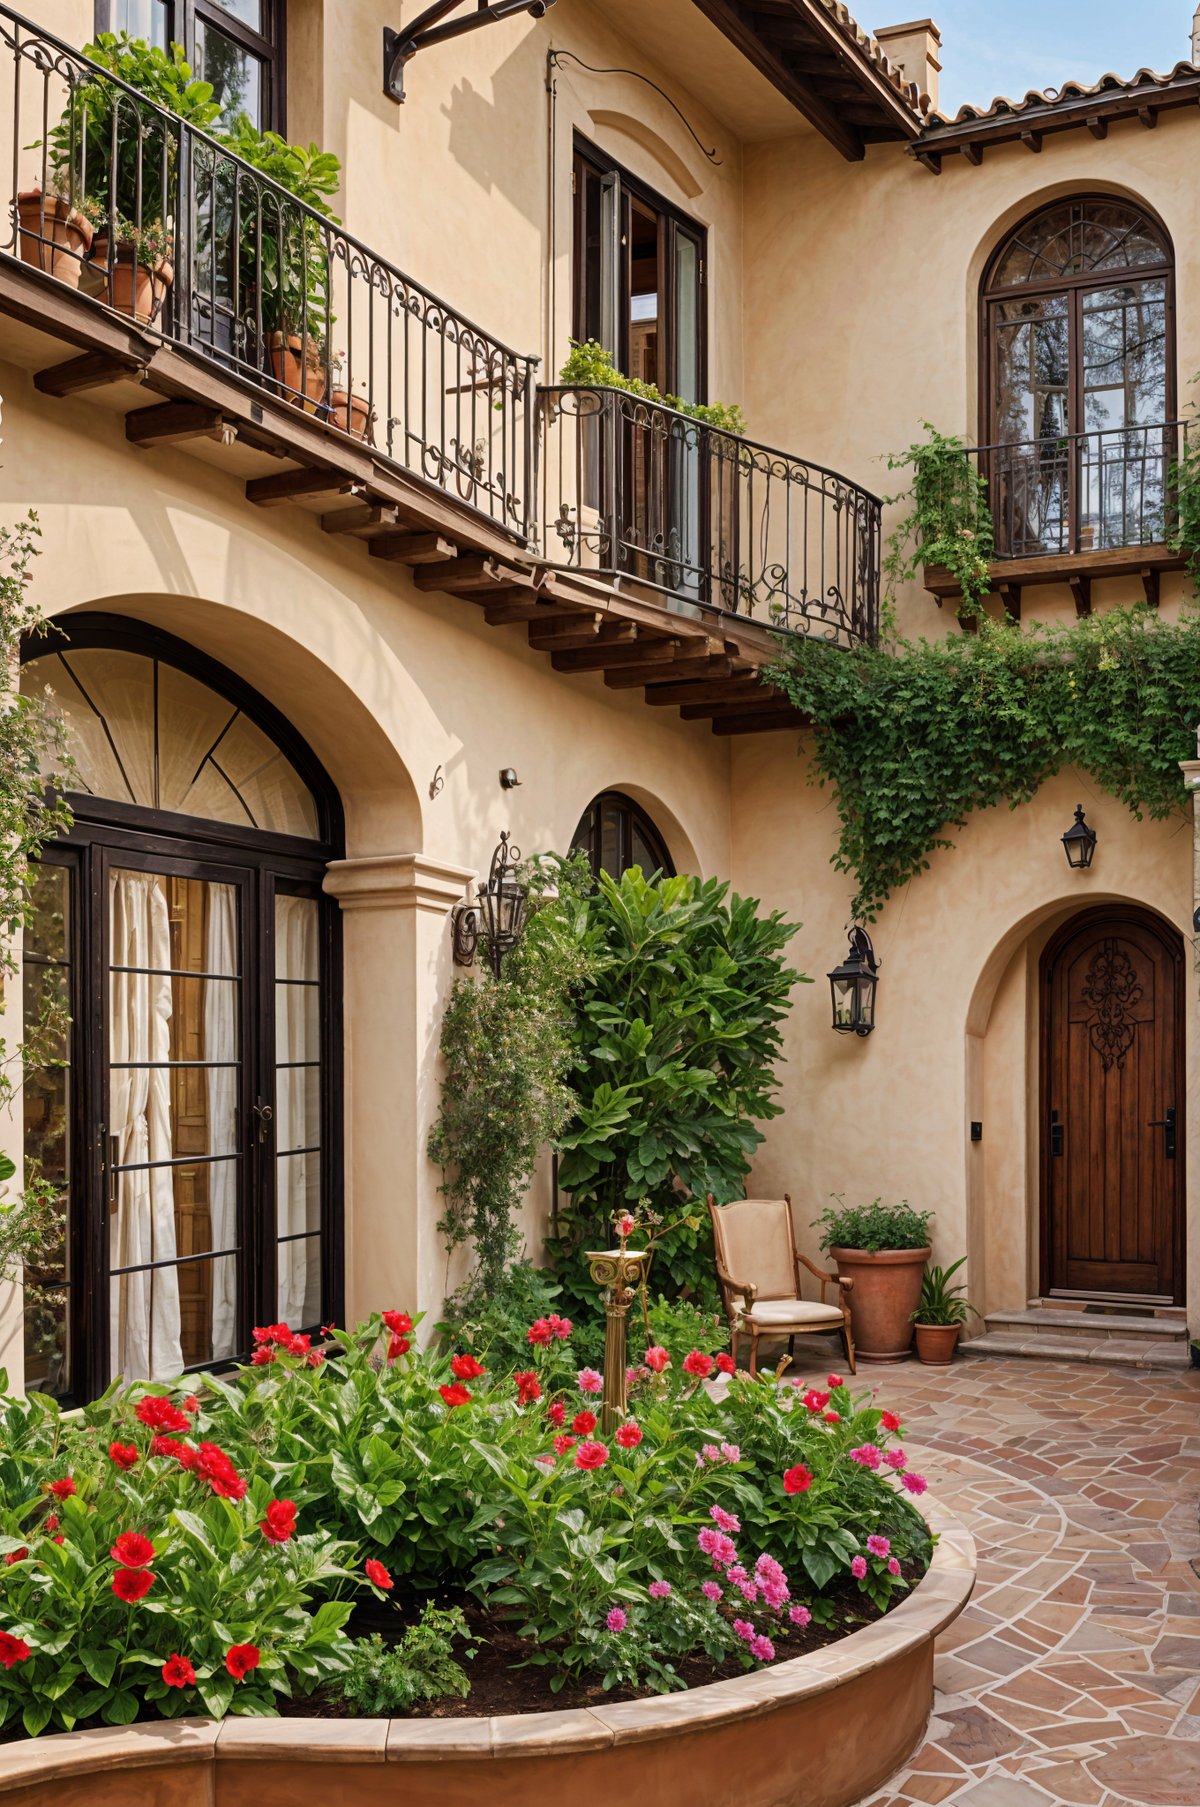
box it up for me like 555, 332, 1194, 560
882, 424, 995, 628
770, 605, 1200, 923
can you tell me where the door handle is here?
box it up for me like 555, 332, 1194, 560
1147, 1106, 1176, 1160
252, 1101, 274, 1147
1049, 1109, 1064, 1157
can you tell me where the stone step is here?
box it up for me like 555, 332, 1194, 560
961, 1332, 1193, 1373
986, 1307, 1187, 1341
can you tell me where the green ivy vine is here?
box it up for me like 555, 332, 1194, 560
771, 604, 1200, 922
558, 340, 747, 436
882, 424, 994, 626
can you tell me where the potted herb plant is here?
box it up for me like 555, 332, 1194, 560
812, 1199, 932, 1364
911, 1258, 979, 1365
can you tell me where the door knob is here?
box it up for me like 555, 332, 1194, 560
1049, 1109, 1064, 1157
1147, 1106, 1176, 1159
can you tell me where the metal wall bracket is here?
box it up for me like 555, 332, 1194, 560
384, 0, 556, 103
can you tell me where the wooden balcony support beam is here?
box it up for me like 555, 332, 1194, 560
998, 581, 1022, 622
369, 532, 458, 565
125, 401, 231, 448
604, 654, 737, 690
679, 694, 793, 720
644, 675, 772, 708
711, 708, 807, 736
35, 351, 147, 397
1140, 566, 1161, 608
528, 618, 637, 652
1068, 573, 1092, 617
247, 466, 366, 507
321, 504, 403, 537
550, 636, 692, 674
413, 555, 531, 593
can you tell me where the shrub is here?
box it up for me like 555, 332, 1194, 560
334, 1606, 472, 1714
812, 1199, 933, 1254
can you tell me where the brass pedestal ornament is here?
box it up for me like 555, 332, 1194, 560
585, 1245, 652, 1435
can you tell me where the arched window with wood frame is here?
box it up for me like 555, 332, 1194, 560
572, 792, 676, 882
981, 196, 1175, 559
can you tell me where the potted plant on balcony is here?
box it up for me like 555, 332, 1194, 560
41, 34, 220, 322
13, 187, 94, 287
812, 1199, 932, 1364
910, 1258, 979, 1365
328, 350, 373, 441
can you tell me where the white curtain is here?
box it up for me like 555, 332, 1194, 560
205, 887, 239, 1360
275, 895, 317, 1323
109, 873, 182, 1382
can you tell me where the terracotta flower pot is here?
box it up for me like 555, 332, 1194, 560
829, 1246, 930, 1364
267, 332, 328, 413
15, 190, 93, 286
913, 1322, 961, 1366
328, 386, 372, 441
90, 237, 173, 325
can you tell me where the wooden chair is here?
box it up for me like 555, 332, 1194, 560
707, 1194, 855, 1377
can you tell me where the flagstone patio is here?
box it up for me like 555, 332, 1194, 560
791, 1350, 1200, 1807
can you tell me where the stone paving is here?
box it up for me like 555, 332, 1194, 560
798, 1349, 1200, 1807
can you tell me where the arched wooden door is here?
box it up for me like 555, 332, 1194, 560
1040, 907, 1184, 1303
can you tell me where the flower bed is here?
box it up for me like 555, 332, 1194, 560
1, 1312, 945, 1745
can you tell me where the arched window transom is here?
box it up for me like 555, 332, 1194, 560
572, 791, 676, 881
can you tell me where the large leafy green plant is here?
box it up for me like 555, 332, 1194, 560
882, 424, 995, 626
812, 1199, 933, 1254
550, 870, 804, 1313
216, 118, 341, 345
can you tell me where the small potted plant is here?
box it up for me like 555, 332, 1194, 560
812, 1198, 932, 1364
86, 208, 174, 324
327, 350, 373, 441
911, 1258, 979, 1365
14, 184, 94, 286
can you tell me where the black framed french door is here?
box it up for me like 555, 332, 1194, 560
25, 822, 338, 1406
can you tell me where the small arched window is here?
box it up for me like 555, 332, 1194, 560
572, 791, 675, 881
981, 196, 1174, 557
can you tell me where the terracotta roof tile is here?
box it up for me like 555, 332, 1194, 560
812, 0, 933, 118
927, 57, 1199, 129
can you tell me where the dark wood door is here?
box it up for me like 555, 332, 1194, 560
1041, 907, 1184, 1302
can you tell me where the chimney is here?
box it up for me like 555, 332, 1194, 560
1193, 3, 1200, 64
874, 18, 942, 110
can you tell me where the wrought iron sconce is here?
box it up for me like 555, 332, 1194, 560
828, 927, 879, 1037
1061, 804, 1097, 870
451, 831, 529, 978
384, 0, 556, 102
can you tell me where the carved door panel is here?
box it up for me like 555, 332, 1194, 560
1041, 908, 1184, 1302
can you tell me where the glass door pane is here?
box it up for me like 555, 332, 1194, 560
274, 892, 322, 1328
23, 862, 73, 1399
106, 865, 244, 1381
1080, 278, 1168, 549
990, 294, 1070, 554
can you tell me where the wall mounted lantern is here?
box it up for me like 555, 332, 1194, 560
828, 927, 879, 1037
451, 831, 529, 977
1061, 804, 1097, 871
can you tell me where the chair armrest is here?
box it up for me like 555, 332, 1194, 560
796, 1253, 854, 1300
715, 1264, 758, 1314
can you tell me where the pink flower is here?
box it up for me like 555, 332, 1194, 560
617, 1214, 637, 1239
701, 1581, 723, 1603
866, 1534, 891, 1558
550, 1315, 573, 1340
888, 1557, 902, 1576
849, 1444, 882, 1470
883, 1449, 907, 1471
701, 1444, 721, 1463
789, 1604, 812, 1628
577, 1368, 603, 1394
697, 1527, 737, 1566
732, 1619, 755, 1643
648, 1580, 672, 1599
901, 1472, 928, 1495
710, 1505, 740, 1534
737, 1579, 760, 1603
750, 1634, 775, 1662
625, 1366, 638, 1389
715, 1352, 736, 1375
643, 1345, 670, 1373
606, 1607, 627, 1633
573, 1440, 608, 1471
720, 1443, 740, 1463
851, 1556, 868, 1579
682, 1350, 713, 1378
755, 1554, 787, 1591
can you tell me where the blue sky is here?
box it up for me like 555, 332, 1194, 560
920, 1, 1196, 115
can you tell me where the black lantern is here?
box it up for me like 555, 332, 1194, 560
828, 927, 879, 1037
1061, 804, 1097, 871
452, 831, 529, 977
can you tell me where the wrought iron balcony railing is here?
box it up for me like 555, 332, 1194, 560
535, 386, 881, 648
955, 421, 1192, 562
1, 7, 537, 537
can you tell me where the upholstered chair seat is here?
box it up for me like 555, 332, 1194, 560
708, 1194, 856, 1377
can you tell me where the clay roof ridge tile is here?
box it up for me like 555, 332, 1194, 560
927, 56, 1200, 130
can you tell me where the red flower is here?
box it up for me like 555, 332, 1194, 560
683, 1350, 714, 1379
161, 1653, 195, 1689
251, 1347, 277, 1366
43, 1515, 58, 1532
514, 1370, 542, 1406
643, 1346, 670, 1373
4, 1549, 28, 1567
263, 1322, 291, 1344
193, 1442, 247, 1500
801, 1389, 829, 1414
527, 1318, 553, 1346
387, 1334, 411, 1362
307, 1349, 325, 1368
110, 1531, 155, 1568
47, 1476, 75, 1500
824, 1410, 842, 1425
439, 1383, 471, 1409
827, 1374, 844, 1389
365, 1558, 393, 1590
0, 1631, 31, 1670
553, 1434, 576, 1456
260, 1499, 298, 1545
150, 1436, 190, 1462
549, 1314, 573, 1341
226, 1643, 261, 1681
783, 1465, 813, 1495
573, 1440, 608, 1471
572, 1410, 598, 1436
135, 1396, 191, 1434
382, 1310, 413, 1336
715, 1353, 736, 1375
546, 1401, 566, 1427
183, 1395, 201, 1415
614, 1422, 643, 1449
112, 1566, 155, 1603
284, 1333, 311, 1357
108, 1442, 139, 1470
450, 1352, 486, 1381
880, 1410, 903, 1433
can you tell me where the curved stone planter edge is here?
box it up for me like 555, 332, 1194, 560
0, 1493, 975, 1794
